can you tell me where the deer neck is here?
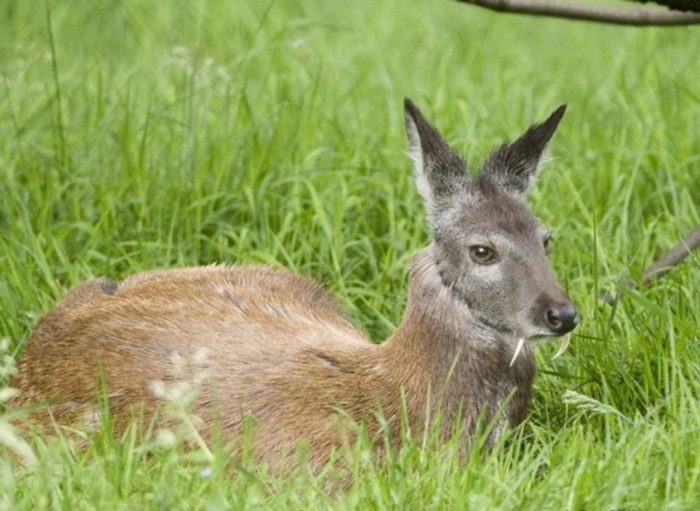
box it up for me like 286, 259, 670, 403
379, 245, 536, 432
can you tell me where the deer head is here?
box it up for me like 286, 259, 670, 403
404, 99, 578, 343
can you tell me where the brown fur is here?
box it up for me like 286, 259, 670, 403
11, 255, 534, 470
11, 99, 576, 471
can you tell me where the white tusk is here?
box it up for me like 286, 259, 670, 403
551, 333, 572, 360
509, 338, 526, 367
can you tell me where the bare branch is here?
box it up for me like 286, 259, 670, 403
635, 0, 699, 13
602, 227, 700, 304
641, 227, 700, 284
457, 0, 700, 26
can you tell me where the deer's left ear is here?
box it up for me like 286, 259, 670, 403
404, 98, 468, 212
481, 105, 566, 196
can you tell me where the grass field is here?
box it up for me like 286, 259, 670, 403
1, 0, 699, 508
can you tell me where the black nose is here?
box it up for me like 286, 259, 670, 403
545, 303, 579, 335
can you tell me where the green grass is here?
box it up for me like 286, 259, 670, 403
1, 0, 699, 508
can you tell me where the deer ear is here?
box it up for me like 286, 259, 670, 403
404, 98, 467, 213
481, 105, 566, 196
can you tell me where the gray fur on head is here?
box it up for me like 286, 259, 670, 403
403, 98, 572, 341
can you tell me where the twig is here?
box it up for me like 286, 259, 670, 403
456, 0, 700, 26
602, 227, 700, 304
641, 227, 700, 284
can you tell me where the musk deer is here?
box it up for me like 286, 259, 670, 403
11, 99, 578, 470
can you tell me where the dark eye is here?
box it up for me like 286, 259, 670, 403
469, 245, 498, 265
544, 234, 553, 253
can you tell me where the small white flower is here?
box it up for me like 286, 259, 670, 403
150, 380, 166, 399
156, 429, 177, 448
0, 388, 19, 403
170, 351, 185, 373
193, 348, 210, 364
0, 338, 37, 467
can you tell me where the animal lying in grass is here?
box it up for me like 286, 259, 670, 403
11, 99, 578, 470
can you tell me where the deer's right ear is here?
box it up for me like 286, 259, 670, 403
404, 98, 467, 215
481, 105, 566, 197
